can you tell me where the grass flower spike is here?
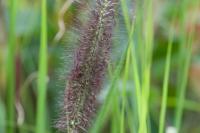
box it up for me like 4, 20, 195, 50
56, 0, 116, 132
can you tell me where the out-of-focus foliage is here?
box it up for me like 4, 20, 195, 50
0, 0, 200, 133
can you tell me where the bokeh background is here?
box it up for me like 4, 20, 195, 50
0, 0, 200, 133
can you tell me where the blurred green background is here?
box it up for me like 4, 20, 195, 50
0, 0, 200, 133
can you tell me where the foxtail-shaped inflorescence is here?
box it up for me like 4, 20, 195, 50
56, 0, 117, 132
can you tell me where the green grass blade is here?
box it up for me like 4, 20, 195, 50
175, 1, 199, 132
0, 100, 6, 133
6, 0, 17, 132
175, 40, 192, 133
175, 28, 195, 133
119, 0, 143, 132
167, 97, 200, 113
139, 1, 153, 133
120, 44, 131, 133
111, 87, 121, 133
158, 35, 173, 133
36, 0, 48, 132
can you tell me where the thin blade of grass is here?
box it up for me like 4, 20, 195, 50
6, 0, 17, 132
158, 33, 173, 133
139, 0, 154, 132
175, 25, 196, 133
120, 44, 131, 133
36, 0, 48, 132
111, 87, 121, 133
175, 1, 199, 132
168, 97, 200, 113
120, 1, 143, 132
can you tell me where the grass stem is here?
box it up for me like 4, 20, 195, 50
6, 0, 17, 132
36, 0, 48, 132
159, 34, 173, 133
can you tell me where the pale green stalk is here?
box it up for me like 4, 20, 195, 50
175, 1, 199, 132
168, 97, 200, 113
6, 0, 17, 132
159, 34, 173, 133
36, 0, 48, 132
175, 25, 196, 133
120, 0, 143, 132
139, 0, 153, 133
120, 45, 131, 133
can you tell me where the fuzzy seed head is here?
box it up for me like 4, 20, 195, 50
56, 0, 117, 132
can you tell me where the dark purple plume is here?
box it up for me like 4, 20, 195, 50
56, 0, 116, 132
